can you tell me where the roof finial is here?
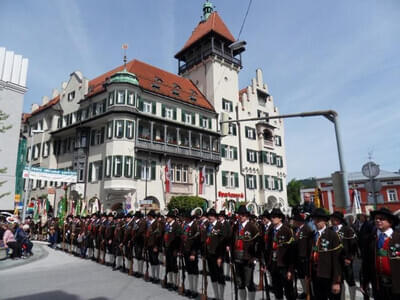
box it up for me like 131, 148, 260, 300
203, 0, 214, 21
122, 43, 128, 70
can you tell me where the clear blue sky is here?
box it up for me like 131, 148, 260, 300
1, 0, 399, 180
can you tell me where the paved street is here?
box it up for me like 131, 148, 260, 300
0, 242, 366, 300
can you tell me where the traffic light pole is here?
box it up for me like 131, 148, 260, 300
220, 110, 351, 210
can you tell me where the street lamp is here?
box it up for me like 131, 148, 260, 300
22, 129, 44, 222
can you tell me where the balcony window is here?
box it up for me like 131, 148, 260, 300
191, 133, 200, 149
162, 104, 177, 120
212, 137, 219, 152
138, 122, 151, 140
143, 101, 152, 113
153, 124, 164, 143
202, 136, 210, 151
42, 142, 49, 158
182, 111, 195, 125
167, 128, 177, 145
200, 116, 211, 129
179, 130, 189, 147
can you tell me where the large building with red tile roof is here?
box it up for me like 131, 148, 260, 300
20, 1, 288, 214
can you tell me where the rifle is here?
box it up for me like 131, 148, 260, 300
263, 268, 271, 300
201, 254, 208, 300
178, 254, 186, 295
144, 248, 150, 281
228, 249, 238, 300
257, 263, 264, 291
161, 249, 168, 288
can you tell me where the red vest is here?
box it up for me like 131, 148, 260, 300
376, 235, 391, 276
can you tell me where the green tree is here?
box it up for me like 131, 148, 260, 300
0, 110, 12, 199
167, 195, 207, 214
287, 178, 302, 207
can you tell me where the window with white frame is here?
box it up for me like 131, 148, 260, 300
127, 92, 135, 106
201, 117, 209, 128
126, 121, 133, 139
141, 162, 151, 180
206, 168, 214, 185
42, 142, 49, 158
124, 156, 133, 178
68, 91, 75, 101
115, 120, 124, 138
105, 156, 112, 177
165, 107, 174, 120
228, 123, 237, 136
387, 189, 398, 202
108, 91, 115, 106
116, 90, 125, 104
185, 113, 192, 124
78, 162, 85, 182
246, 175, 256, 189
113, 156, 123, 177
143, 101, 152, 113
245, 127, 256, 140
222, 98, 233, 112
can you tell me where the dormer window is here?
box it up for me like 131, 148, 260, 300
190, 90, 197, 101
172, 83, 181, 96
152, 77, 163, 89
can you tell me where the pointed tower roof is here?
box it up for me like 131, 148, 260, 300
175, 11, 236, 58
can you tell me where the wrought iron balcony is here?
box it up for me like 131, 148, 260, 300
135, 138, 221, 163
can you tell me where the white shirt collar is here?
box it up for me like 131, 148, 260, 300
149, 219, 155, 225
274, 222, 283, 231
318, 225, 327, 236
188, 220, 194, 227
378, 227, 393, 237
241, 220, 249, 228
212, 220, 217, 226
169, 220, 175, 226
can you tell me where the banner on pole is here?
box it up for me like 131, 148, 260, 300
23, 167, 77, 183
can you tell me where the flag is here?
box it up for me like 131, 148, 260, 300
33, 199, 40, 223
81, 199, 87, 217
76, 199, 81, 217
199, 165, 206, 194
314, 188, 321, 208
165, 159, 171, 193
58, 197, 66, 226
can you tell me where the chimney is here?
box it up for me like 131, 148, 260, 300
31, 103, 39, 112
41, 96, 49, 105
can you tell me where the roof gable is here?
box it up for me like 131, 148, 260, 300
176, 12, 235, 57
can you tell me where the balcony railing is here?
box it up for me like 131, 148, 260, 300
136, 138, 221, 163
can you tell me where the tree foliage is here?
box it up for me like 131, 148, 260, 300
287, 178, 302, 207
167, 195, 207, 214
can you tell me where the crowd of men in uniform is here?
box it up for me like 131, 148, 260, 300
26, 204, 400, 300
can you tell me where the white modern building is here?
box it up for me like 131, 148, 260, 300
22, 2, 288, 214
0, 47, 29, 211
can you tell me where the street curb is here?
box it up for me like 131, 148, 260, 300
0, 243, 49, 271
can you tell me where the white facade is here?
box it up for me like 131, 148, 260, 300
0, 47, 28, 210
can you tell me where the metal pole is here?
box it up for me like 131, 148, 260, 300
22, 134, 33, 223
332, 115, 351, 210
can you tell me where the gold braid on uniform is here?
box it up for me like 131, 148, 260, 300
242, 232, 260, 242
317, 244, 343, 253
277, 236, 295, 247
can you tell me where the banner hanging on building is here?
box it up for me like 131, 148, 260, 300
23, 167, 77, 183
